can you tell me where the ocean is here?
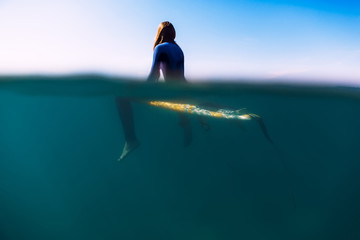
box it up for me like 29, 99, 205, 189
1, 75, 360, 240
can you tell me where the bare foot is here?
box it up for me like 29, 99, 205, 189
118, 140, 140, 161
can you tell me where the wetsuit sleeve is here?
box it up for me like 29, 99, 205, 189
147, 47, 161, 82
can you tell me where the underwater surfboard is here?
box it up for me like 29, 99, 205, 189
147, 100, 273, 143
149, 101, 255, 120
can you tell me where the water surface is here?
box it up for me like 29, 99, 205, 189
1, 75, 360, 240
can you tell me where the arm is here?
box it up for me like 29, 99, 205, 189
147, 46, 161, 82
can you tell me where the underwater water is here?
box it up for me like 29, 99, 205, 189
1, 75, 360, 240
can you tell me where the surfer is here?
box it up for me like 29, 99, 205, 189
116, 21, 191, 160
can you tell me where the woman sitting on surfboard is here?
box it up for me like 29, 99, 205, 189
116, 21, 191, 160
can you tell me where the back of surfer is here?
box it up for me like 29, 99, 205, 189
116, 21, 191, 160
147, 21, 185, 82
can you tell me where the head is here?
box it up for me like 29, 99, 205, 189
153, 21, 177, 50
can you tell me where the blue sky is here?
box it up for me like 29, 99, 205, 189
0, 0, 359, 84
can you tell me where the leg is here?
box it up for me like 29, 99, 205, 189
178, 113, 192, 147
198, 116, 211, 131
115, 97, 140, 161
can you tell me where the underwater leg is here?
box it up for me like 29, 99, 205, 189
198, 116, 211, 132
115, 97, 140, 161
178, 113, 192, 147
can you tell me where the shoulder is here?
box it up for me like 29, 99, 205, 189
154, 42, 170, 51
156, 42, 182, 51
153, 43, 166, 55
154, 42, 184, 58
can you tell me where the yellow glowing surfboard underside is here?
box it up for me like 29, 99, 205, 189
148, 101, 260, 121
147, 100, 273, 143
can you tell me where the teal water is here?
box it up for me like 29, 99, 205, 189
1, 75, 360, 240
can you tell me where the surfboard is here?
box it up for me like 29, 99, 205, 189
148, 100, 258, 120
148, 100, 273, 143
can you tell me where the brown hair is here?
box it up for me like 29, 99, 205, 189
153, 21, 177, 50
